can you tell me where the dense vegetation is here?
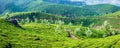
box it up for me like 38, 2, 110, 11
0, 0, 120, 17
83, 4, 120, 15
0, 12, 120, 47
74, 11, 120, 29
1, 0, 120, 48
43, 0, 86, 6
3, 11, 120, 31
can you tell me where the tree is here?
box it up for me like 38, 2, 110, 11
85, 28, 92, 38
20, 19, 25, 25
74, 28, 81, 36
68, 22, 73, 26
44, 19, 49, 24
55, 20, 64, 34
55, 25, 62, 34
58, 20, 64, 25
102, 20, 115, 36
80, 22, 83, 26
89, 23, 94, 28
25, 17, 30, 24
33, 16, 38, 23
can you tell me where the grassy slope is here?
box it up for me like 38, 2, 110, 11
3, 12, 120, 36
76, 35, 120, 48
1, 11, 120, 48
0, 19, 80, 48
1, 19, 120, 48
6, 11, 120, 28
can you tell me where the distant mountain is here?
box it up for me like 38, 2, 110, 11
26, 4, 120, 17
0, 0, 120, 17
83, 4, 120, 15
43, 0, 86, 6
71, 0, 120, 6
0, 0, 30, 14
0, 0, 12, 14
37, 4, 98, 17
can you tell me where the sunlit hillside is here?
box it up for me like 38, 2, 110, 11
0, 0, 120, 48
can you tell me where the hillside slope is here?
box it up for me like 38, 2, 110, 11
76, 35, 120, 48
25, 3, 120, 17
73, 11, 120, 29
0, 19, 80, 48
83, 4, 120, 15
0, 19, 120, 48
3, 11, 120, 29
1, 0, 120, 17
43, 0, 86, 6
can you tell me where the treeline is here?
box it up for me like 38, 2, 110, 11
4, 12, 119, 38
14, 16, 119, 38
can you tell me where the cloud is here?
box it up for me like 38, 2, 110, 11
70, 0, 120, 5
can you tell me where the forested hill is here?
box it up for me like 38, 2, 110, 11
83, 4, 120, 14
1, 0, 120, 48
0, 0, 120, 17
43, 0, 86, 6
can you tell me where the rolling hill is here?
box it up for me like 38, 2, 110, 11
0, 0, 120, 17
1, 0, 120, 48
74, 11, 120, 29
3, 11, 120, 29
0, 19, 79, 48
43, 0, 86, 6
3, 12, 120, 37
0, 14, 120, 48
83, 4, 120, 15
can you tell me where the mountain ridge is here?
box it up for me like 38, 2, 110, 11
0, 0, 120, 17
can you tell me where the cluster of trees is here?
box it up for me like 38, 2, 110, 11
6, 11, 120, 38
17, 17, 66, 25
74, 20, 118, 38
15, 16, 118, 38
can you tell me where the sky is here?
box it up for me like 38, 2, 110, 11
70, 0, 120, 5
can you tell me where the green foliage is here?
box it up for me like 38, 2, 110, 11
0, 19, 80, 48
83, 4, 120, 15
85, 28, 93, 38
5, 12, 120, 38
1, 0, 120, 18
75, 11, 120, 29
0, 19, 120, 48
40, 4, 98, 17
68, 22, 73, 26
25, 17, 30, 24
1, 10, 120, 48
0, 12, 120, 48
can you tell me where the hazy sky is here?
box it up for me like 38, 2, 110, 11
70, 0, 120, 5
